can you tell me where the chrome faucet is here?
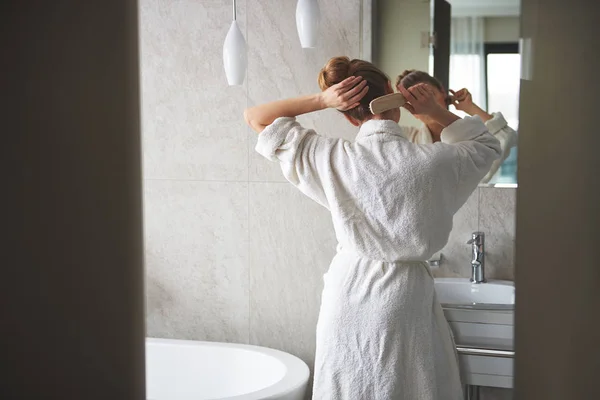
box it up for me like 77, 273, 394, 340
467, 232, 486, 284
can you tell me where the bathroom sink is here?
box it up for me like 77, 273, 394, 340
434, 278, 515, 310
435, 278, 516, 388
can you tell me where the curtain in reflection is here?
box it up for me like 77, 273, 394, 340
449, 17, 486, 115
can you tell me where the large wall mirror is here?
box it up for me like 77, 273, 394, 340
373, 0, 521, 186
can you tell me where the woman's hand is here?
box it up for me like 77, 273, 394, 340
450, 88, 493, 122
244, 78, 367, 134
243, 76, 368, 134
399, 83, 459, 128
398, 83, 445, 116
320, 76, 369, 111
449, 88, 475, 112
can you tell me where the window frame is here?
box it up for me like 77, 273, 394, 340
483, 42, 520, 184
484, 42, 520, 108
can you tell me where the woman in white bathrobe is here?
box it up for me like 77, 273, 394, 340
395, 70, 517, 184
244, 57, 501, 400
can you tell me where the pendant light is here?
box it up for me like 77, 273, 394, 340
223, 0, 247, 85
296, 0, 320, 48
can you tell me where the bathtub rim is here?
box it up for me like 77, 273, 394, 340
146, 337, 310, 400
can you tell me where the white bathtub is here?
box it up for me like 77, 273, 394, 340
146, 338, 310, 400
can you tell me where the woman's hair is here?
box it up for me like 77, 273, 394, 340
318, 57, 390, 121
396, 69, 444, 92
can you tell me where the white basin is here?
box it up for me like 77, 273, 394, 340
434, 278, 515, 307
434, 278, 516, 389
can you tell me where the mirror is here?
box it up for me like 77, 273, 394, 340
373, 0, 521, 186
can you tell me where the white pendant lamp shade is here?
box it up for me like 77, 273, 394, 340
223, 20, 247, 86
296, 0, 320, 48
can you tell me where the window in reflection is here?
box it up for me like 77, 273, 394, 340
485, 44, 520, 184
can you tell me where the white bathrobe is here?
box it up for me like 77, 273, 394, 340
256, 116, 501, 400
403, 112, 517, 183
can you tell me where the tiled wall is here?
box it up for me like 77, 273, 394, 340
140, 1, 516, 399
140, 0, 252, 343
434, 187, 517, 281
141, 0, 362, 355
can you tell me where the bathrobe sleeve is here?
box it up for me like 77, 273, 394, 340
441, 116, 502, 208
479, 112, 518, 183
255, 117, 335, 209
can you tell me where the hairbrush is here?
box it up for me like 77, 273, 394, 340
369, 92, 406, 114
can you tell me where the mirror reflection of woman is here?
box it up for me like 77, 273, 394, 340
244, 57, 501, 400
396, 70, 518, 183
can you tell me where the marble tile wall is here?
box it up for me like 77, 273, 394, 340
140, 0, 251, 345
143, 180, 249, 342
140, 1, 516, 399
434, 187, 517, 281
140, 0, 364, 350
139, 0, 249, 182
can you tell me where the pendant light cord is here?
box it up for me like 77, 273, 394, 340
233, 0, 237, 21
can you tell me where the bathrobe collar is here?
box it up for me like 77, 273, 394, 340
356, 119, 406, 141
